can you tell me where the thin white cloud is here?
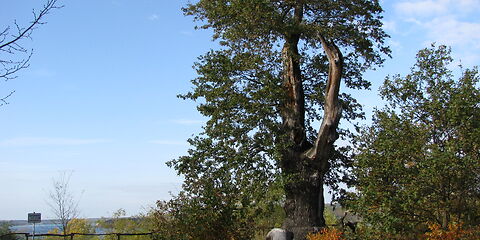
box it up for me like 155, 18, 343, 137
389, 40, 401, 48
179, 31, 193, 36
149, 140, 188, 145
404, 17, 422, 26
453, 52, 480, 67
423, 16, 480, 49
32, 68, 57, 78
171, 119, 204, 125
395, 0, 448, 17
387, 39, 402, 53
148, 14, 159, 21
395, 0, 480, 17
382, 20, 398, 33
393, 0, 480, 62
456, 0, 480, 10
0, 137, 109, 147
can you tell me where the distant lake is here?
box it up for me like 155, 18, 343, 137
10, 223, 58, 234
10, 223, 106, 235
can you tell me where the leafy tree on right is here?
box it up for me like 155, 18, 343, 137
350, 44, 480, 239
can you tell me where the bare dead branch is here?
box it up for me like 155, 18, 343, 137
0, 90, 15, 106
0, 51, 32, 81
0, 0, 62, 105
46, 171, 82, 235
0, 0, 62, 50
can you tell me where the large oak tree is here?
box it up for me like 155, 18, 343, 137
169, 1, 389, 238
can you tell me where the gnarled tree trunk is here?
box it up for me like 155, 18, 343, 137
280, 29, 343, 239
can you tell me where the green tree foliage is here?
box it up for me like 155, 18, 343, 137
151, 182, 285, 240
350, 45, 480, 238
153, 194, 254, 240
0, 222, 18, 240
44, 219, 98, 240
166, 1, 389, 238
97, 209, 152, 240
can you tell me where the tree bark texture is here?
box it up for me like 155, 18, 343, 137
280, 12, 344, 238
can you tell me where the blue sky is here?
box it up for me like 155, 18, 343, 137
1, 0, 479, 220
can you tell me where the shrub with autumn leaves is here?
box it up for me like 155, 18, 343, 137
421, 223, 480, 240
306, 228, 344, 240
302, 222, 480, 240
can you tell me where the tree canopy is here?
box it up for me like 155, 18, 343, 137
166, 0, 389, 239
350, 44, 480, 238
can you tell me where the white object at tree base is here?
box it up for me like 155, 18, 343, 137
266, 228, 294, 240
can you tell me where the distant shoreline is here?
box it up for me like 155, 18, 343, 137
1, 218, 101, 226
2, 219, 104, 234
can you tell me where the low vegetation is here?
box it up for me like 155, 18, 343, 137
0, 222, 18, 240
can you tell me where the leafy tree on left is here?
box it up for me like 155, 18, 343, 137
0, 222, 18, 240
0, 0, 62, 106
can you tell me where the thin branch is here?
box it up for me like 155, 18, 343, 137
46, 171, 81, 234
0, 0, 62, 50
0, 91, 15, 106
243, 74, 265, 86
0, 0, 62, 106
0, 51, 32, 81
